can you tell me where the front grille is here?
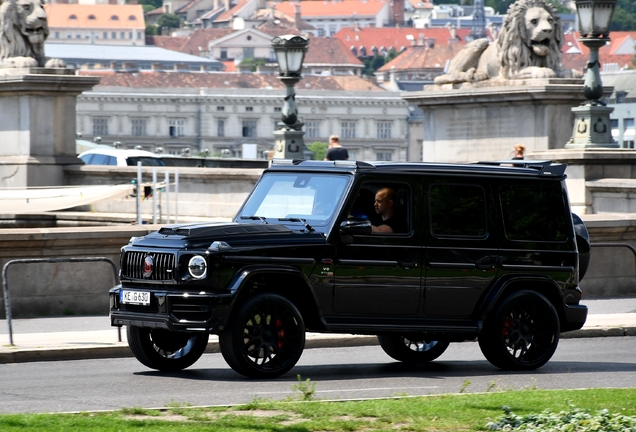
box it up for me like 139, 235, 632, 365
122, 251, 176, 280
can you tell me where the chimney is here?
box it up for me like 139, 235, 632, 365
294, 3, 301, 28
450, 25, 456, 40
418, 33, 425, 46
392, 0, 405, 26
224, 0, 230, 12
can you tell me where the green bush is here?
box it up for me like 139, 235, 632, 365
487, 404, 636, 431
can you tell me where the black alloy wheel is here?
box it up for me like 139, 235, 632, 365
478, 290, 560, 370
378, 335, 450, 363
127, 326, 209, 371
219, 293, 306, 378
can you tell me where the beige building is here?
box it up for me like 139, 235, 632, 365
44, 4, 146, 46
76, 71, 414, 161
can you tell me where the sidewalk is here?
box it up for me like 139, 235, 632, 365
1, 298, 635, 364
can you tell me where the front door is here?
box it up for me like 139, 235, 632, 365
332, 181, 423, 315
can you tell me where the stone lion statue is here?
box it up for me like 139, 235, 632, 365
0, 0, 65, 68
434, 0, 580, 85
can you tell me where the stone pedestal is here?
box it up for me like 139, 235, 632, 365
565, 104, 618, 148
532, 148, 636, 215
0, 69, 100, 188
402, 78, 597, 162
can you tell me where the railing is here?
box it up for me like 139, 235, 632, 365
591, 242, 636, 280
2, 257, 119, 346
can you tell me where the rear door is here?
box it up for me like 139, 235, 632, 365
423, 178, 500, 317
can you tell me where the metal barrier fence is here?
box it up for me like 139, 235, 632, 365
2, 257, 119, 345
591, 242, 636, 275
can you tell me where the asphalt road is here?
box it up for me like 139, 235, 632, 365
0, 336, 635, 414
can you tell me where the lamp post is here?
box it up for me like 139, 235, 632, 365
271, 34, 310, 159
566, 0, 618, 148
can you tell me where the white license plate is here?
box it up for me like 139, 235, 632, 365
120, 290, 150, 305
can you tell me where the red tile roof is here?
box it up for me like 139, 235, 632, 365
335, 27, 474, 54
377, 44, 467, 72
305, 37, 363, 66
44, 4, 145, 29
78, 70, 386, 91
273, 0, 388, 18
146, 35, 189, 51
215, 0, 251, 22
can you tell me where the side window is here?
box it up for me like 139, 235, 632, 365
500, 185, 568, 242
349, 183, 411, 234
429, 184, 487, 238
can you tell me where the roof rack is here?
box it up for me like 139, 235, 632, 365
474, 160, 566, 177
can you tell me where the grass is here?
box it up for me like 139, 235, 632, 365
0, 388, 636, 431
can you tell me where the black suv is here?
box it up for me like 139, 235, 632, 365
110, 159, 590, 378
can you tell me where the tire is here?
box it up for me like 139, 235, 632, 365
127, 326, 209, 372
378, 334, 450, 363
219, 293, 306, 378
478, 290, 560, 370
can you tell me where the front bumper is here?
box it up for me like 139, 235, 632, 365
561, 303, 588, 332
109, 285, 233, 332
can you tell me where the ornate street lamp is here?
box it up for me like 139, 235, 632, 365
271, 34, 310, 159
566, 0, 618, 148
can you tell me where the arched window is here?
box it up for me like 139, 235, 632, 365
359, 46, 367, 57
128, 15, 136, 20
111, 15, 119, 20
350, 46, 357, 56
69, 14, 77, 19
88, 14, 96, 19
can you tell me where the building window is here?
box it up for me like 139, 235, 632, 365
305, 121, 321, 138
329, 25, 337, 36
131, 118, 147, 136
624, 118, 635, 148
55, 31, 60, 38
220, 48, 227, 60
317, 27, 325, 37
616, 91, 627, 103
377, 121, 392, 139
341, 121, 356, 139
112, 32, 117, 39
217, 119, 225, 137
242, 120, 257, 138
217, 106, 225, 111
111, 15, 119, 20
376, 152, 392, 161
120, 32, 125, 39
274, 107, 282, 112
92, 117, 109, 136
243, 47, 255, 59
103, 32, 108, 39
246, 106, 253, 112
169, 119, 185, 137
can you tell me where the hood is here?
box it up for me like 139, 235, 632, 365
130, 221, 325, 249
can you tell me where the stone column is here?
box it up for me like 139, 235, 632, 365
0, 69, 100, 188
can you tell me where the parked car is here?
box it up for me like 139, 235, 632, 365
109, 159, 590, 378
79, 148, 165, 167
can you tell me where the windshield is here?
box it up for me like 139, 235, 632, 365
236, 172, 350, 231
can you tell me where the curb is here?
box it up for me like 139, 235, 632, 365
0, 328, 634, 364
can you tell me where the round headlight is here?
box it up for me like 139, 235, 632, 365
188, 255, 207, 279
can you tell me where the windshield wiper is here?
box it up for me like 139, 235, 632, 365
278, 218, 315, 233
240, 216, 268, 224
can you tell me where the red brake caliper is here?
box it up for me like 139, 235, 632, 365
502, 318, 513, 337
276, 319, 285, 348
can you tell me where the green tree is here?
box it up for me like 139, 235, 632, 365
239, 57, 268, 72
135, 0, 162, 9
157, 13, 182, 30
145, 24, 159, 36
363, 55, 387, 76
307, 141, 328, 161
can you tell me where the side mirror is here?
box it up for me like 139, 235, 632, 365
339, 218, 372, 235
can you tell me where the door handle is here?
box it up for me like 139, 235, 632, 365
400, 261, 418, 269
477, 263, 496, 271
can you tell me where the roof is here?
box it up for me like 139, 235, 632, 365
272, 0, 389, 18
145, 36, 189, 52
305, 37, 363, 67
44, 4, 145, 29
78, 70, 387, 92
561, 31, 635, 72
377, 44, 468, 72
215, 0, 251, 22
46, 43, 222, 65
267, 159, 567, 178
334, 27, 474, 54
